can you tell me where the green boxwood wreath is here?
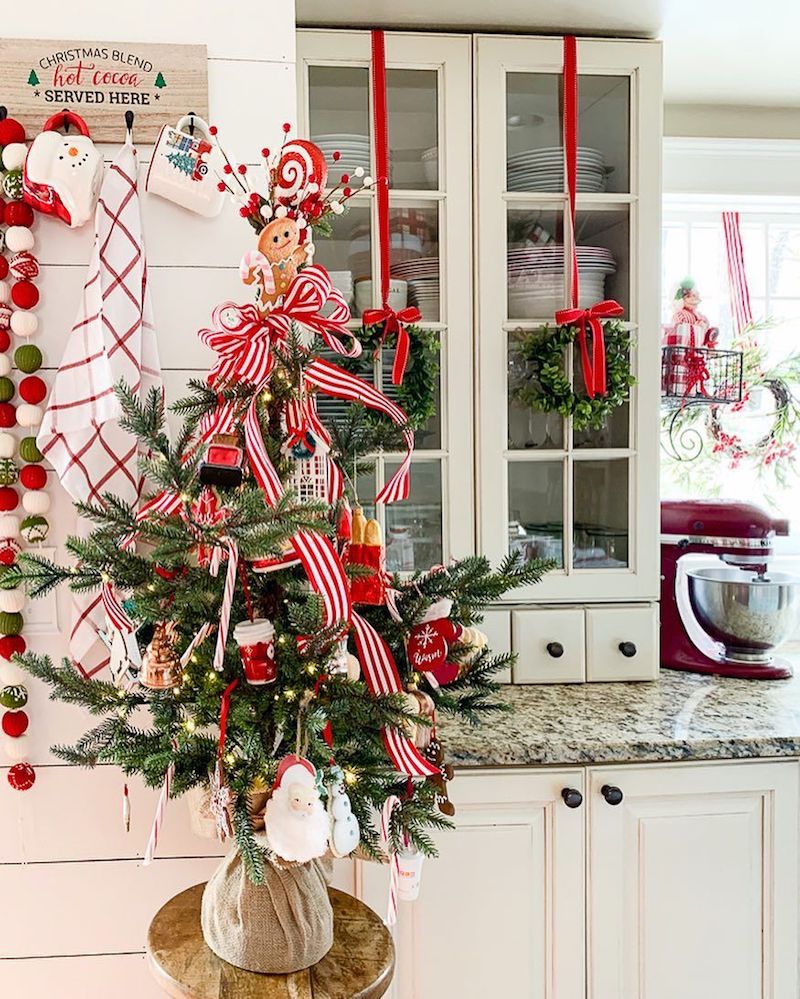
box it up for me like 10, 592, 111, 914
510, 319, 636, 432
340, 322, 440, 431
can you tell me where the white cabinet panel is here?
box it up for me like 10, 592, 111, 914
588, 760, 799, 999
585, 604, 658, 681
358, 769, 585, 999
481, 608, 512, 682
512, 607, 586, 683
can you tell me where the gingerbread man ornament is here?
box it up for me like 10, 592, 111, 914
252, 217, 310, 308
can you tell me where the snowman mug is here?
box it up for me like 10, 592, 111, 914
145, 114, 224, 217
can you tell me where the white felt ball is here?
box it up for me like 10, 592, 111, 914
0, 281, 9, 304
15, 404, 43, 428
0, 662, 26, 686
0, 589, 25, 613
10, 311, 38, 338
22, 491, 50, 515
0, 432, 15, 458
4, 734, 30, 761
1, 143, 28, 172
0, 356, 10, 379
0, 514, 21, 539
4, 227, 34, 254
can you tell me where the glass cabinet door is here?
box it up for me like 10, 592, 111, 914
477, 35, 661, 601
298, 30, 474, 571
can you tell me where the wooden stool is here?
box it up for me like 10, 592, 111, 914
146, 883, 395, 999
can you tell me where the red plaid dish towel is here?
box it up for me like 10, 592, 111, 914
37, 141, 162, 676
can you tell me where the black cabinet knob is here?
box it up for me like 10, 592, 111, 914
561, 787, 583, 809
546, 641, 564, 658
618, 641, 637, 658
601, 784, 624, 805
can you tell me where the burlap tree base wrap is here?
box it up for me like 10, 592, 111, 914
201, 849, 334, 974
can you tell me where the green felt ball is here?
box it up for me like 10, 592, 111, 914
0, 610, 23, 635
2, 169, 23, 200
18, 437, 43, 464
0, 684, 27, 709
21, 514, 48, 542
0, 378, 14, 403
0, 459, 18, 486
14, 344, 42, 374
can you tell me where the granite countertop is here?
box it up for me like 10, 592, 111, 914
438, 669, 800, 768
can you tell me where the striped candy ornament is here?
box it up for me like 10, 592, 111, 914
142, 757, 173, 865
380, 794, 402, 925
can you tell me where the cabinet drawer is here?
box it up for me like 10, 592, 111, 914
511, 608, 585, 683
586, 604, 658, 681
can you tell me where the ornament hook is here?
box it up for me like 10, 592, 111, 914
63, 109, 70, 134
124, 110, 135, 142
187, 112, 196, 136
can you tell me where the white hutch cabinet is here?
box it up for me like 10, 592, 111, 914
296, 30, 662, 680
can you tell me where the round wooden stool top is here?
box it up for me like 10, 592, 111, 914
146, 884, 394, 999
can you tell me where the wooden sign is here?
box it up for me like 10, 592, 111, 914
0, 38, 208, 143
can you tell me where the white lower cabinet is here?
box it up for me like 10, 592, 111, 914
356, 759, 799, 998
358, 769, 586, 999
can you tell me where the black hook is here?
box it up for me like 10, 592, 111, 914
63, 109, 70, 134
125, 110, 135, 137
0, 106, 7, 123
187, 111, 196, 136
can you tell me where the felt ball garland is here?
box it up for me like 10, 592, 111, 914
0, 109, 47, 791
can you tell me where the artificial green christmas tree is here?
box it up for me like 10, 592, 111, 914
12, 127, 551, 969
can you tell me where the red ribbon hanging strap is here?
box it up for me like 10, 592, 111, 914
370, 30, 415, 387
558, 36, 622, 398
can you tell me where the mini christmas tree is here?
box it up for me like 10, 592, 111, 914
166, 150, 195, 176
27, 69, 40, 87
13, 130, 552, 890
154, 71, 167, 89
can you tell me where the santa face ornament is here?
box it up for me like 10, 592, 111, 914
263, 755, 329, 864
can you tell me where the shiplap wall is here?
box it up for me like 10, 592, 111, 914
0, 6, 331, 995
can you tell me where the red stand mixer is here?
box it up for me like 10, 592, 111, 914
661, 499, 799, 679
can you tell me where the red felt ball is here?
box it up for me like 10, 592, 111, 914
2, 710, 29, 737
7, 763, 36, 791
0, 634, 26, 659
19, 375, 46, 405
0, 487, 19, 511
4, 202, 34, 228
0, 197, 5, 225
0, 331, 9, 353
0, 118, 26, 146
0, 258, 8, 280
19, 464, 46, 490
10, 282, 39, 310
0, 404, 15, 428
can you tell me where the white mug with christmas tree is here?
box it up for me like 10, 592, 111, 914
145, 114, 224, 217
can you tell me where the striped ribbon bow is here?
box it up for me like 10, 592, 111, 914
361, 304, 422, 386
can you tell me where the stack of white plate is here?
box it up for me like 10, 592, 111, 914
312, 133, 371, 176
507, 245, 615, 318
391, 256, 440, 320
507, 146, 609, 193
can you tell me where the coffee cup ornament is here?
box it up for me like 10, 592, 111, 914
145, 115, 224, 217
233, 618, 277, 685
23, 112, 103, 228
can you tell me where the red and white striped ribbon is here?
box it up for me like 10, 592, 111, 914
142, 758, 173, 865
294, 531, 351, 628
305, 358, 414, 503
212, 539, 239, 672
381, 794, 402, 925
351, 611, 439, 778
722, 211, 753, 334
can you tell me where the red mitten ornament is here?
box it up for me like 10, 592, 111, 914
407, 598, 464, 687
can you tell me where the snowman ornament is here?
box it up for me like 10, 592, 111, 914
327, 767, 360, 858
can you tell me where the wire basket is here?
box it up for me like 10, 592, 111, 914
661, 346, 743, 405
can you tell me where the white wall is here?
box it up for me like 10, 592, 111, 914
0, 5, 298, 994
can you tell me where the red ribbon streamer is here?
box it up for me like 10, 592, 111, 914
218, 679, 239, 758
558, 36, 622, 398
370, 29, 415, 387
555, 300, 624, 399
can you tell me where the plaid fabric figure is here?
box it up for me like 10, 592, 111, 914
37, 141, 162, 675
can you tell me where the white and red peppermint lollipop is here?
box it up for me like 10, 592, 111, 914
274, 140, 327, 205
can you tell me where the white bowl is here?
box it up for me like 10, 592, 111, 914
354, 279, 408, 317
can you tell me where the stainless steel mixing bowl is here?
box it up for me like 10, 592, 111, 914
687, 565, 800, 662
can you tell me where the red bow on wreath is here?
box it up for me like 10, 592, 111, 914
361, 304, 421, 385
555, 300, 624, 399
